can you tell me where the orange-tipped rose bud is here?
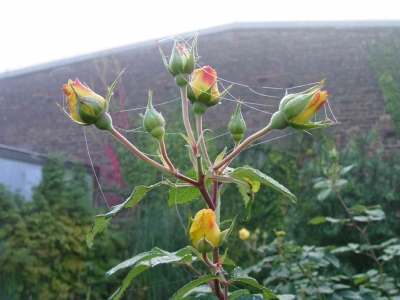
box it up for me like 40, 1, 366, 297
269, 79, 334, 130
61, 79, 109, 128
190, 209, 222, 253
238, 228, 250, 241
187, 66, 232, 115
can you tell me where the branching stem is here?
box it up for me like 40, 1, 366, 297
108, 126, 197, 186
213, 125, 273, 171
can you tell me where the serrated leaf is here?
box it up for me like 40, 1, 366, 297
229, 267, 278, 299
183, 284, 212, 300
168, 170, 211, 207
108, 265, 149, 300
86, 182, 164, 247
170, 275, 220, 300
232, 166, 296, 204
109, 248, 193, 300
309, 216, 327, 225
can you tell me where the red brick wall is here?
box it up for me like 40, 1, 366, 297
1, 26, 399, 191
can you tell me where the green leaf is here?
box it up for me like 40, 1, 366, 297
325, 253, 340, 268
170, 275, 220, 300
232, 166, 297, 204
86, 182, 164, 247
233, 295, 264, 300
108, 265, 149, 300
229, 267, 278, 299
317, 188, 332, 201
109, 248, 193, 300
168, 170, 212, 207
340, 164, 356, 175
277, 296, 295, 300
313, 179, 330, 189
182, 285, 213, 298
229, 289, 250, 299
309, 216, 327, 225
339, 290, 363, 300
353, 216, 369, 222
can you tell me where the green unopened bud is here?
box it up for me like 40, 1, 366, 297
158, 38, 197, 87
228, 101, 246, 143
143, 91, 166, 140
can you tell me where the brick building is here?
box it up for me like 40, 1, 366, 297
1, 21, 399, 200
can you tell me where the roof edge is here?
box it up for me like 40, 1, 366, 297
1, 20, 399, 80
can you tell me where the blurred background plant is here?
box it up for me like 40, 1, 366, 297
1, 120, 399, 299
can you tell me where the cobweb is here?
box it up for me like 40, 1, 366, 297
60, 32, 338, 297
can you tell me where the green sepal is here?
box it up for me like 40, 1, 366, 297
197, 82, 216, 104
187, 84, 197, 104
281, 92, 316, 121
78, 97, 106, 124
220, 215, 238, 244
156, 41, 172, 75
169, 41, 185, 76
183, 35, 197, 74
55, 102, 89, 126
279, 78, 325, 111
288, 120, 338, 130
208, 84, 233, 107
197, 237, 215, 253
106, 69, 125, 110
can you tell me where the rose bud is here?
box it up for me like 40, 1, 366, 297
143, 91, 166, 141
187, 66, 233, 115
190, 209, 222, 253
238, 228, 250, 241
228, 101, 246, 143
157, 39, 196, 87
269, 79, 335, 130
61, 79, 107, 124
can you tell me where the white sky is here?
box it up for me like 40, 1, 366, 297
0, 0, 399, 73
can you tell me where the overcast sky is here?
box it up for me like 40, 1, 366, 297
0, 0, 399, 73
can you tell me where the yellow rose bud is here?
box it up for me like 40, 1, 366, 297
62, 79, 107, 125
269, 79, 334, 131
238, 228, 250, 241
190, 209, 221, 251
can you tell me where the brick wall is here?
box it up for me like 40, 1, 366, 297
1, 25, 399, 192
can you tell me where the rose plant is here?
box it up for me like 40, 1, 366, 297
58, 35, 337, 299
